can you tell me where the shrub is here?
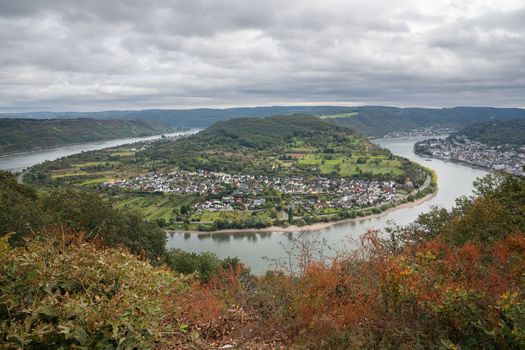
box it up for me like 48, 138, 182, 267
41, 190, 167, 261
0, 229, 187, 349
166, 249, 221, 282
0, 171, 47, 246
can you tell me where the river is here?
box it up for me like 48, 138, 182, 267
165, 136, 488, 274
0, 130, 199, 172
0, 134, 488, 274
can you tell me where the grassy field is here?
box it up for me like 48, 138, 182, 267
71, 161, 120, 168
299, 154, 403, 176
110, 151, 136, 157
114, 194, 201, 221
190, 210, 274, 223
43, 150, 138, 185
79, 177, 114, 186
192, 211, 249, 223
320, 112, 359, 119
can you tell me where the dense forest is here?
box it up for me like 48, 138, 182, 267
455, 119, 525, 146
0, 118, 173, 155
4, 106, 525, 136
2, 168, 525, 349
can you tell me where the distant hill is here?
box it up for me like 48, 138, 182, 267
455, 119, 525, 146
327, 106, 525, 137
0, 118, 173, 155
3, 106, 525, 136
0, 106, 351, 129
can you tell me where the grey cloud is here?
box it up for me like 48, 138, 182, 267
0, 0, 523, 111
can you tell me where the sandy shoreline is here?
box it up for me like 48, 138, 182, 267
166, 189, 438, 236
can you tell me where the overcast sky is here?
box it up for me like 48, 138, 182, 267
0, 0, 524, 112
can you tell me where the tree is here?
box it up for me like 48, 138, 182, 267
180, 204, 190, 215
287, 207, 294, 224
0, 171, 47, 245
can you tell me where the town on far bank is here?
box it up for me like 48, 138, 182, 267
102, 168, 435, 231
381, 126, 457, 139
415, 136, 525, 176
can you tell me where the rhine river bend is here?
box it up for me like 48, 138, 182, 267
0, 134, 487, 274
166, 136, 488, 274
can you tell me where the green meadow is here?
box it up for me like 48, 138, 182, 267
320, 112, 359, 119
299, 154, 403, 176
114, 194, 201, 221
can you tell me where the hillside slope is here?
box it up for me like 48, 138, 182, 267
455, 119, 525, 146
4, 106, 525, 135
146, 114, 406, 177
29, 114, 429, 184
177, 114, 359, 150
328, 106, 525, 137
0, 118, 173, 155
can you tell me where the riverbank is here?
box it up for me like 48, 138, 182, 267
0, 130, 190, 159
414, 150, 495, 173
0, 130, 199, 172
166, 189, 438, 236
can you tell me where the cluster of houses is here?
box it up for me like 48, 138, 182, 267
103, 170, 400, 212
383, 126, 456, 139
417, 137, 525, 176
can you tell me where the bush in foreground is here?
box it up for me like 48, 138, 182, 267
1, 173, 524, 349
0, 228, 187, 349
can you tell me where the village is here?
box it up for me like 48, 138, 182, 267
103, 170, 401, 213
382, 126, 456, 138
416, 136, 525, 176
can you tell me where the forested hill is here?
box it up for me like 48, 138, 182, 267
145, 114, 376, 176
455, 119, 525, 146
0, 118, 173, 155
140, 114, 428, 185
327, 106, 525, 137
188, 114, 353, 150
4, 106, 525, 136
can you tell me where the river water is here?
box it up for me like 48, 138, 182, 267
0, 134, 488, 274
166, 136, 488, 274
0, 130, 198, 172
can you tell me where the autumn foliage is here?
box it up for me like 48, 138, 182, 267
1, 173, 524, 349
167, 231, 525, 349
165, 174, 525, 349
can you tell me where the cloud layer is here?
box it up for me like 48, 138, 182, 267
1, 0, 524, 111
